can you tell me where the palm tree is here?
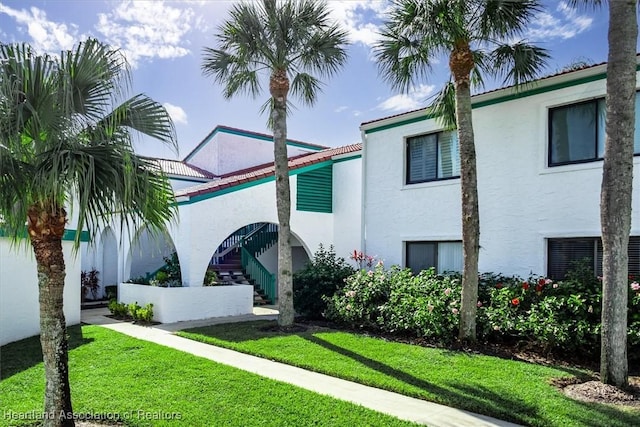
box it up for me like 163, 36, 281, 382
375, 0, 549, 341
567, 0, 637, 388
202, 0, 349, 326
0, 39, 177, 426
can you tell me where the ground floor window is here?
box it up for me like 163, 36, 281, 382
547, 236, 640, 280
405, 241, 462, 275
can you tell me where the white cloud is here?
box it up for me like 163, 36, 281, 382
329, 1, 388, 47
163, 102, 188, 125
0, 2, 83, 53
377, 84, 436, 112
334, 105, 349, 113
527, 1, 593, 40
95, 1, 197, 67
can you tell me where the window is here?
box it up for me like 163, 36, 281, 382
406, 130, 460, 184
406, 241, 462, 274
549, 94, 640, 166
547, 236, 640, 279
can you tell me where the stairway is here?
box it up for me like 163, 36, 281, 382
210, 251, 271, 305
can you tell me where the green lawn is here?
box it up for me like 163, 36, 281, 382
178, 321, 640, 427
0, 325, 415, 427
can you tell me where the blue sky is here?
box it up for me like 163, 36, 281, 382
0, 1, 618, 160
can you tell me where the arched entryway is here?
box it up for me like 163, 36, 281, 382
207, 222, 310, 304
126, 226, 180, 285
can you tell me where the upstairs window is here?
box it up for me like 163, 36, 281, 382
406, 131, 460, 184
549, 94, 640, 166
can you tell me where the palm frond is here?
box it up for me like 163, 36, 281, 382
477, 0, 544, 40
289, 73, 322, 106
427, 81, 457, 130
203, 0, 348, 108
490, 42, 550, 87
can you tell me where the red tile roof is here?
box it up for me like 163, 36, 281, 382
175, 143, 362, 199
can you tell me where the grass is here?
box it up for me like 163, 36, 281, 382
178, 320, 640, 427
0, 325, 416, 427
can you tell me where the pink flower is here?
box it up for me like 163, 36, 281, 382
367, 270, 374, 277
553, 283, 559, 289
477, 301, 483, 308
451, 308, 459, 315
427, 304, 434, 313
345, 290, 356, 298
444, 288, 452, 296
493, 325, 500, 331
545, 279, 553, 285
631, 282, 640, 292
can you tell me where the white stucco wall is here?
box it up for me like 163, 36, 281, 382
361, 69, 640, 277
0, 238, 81, 345
332, 156, 363, 263
174, 173, 335, 286
118, 283, 253, 323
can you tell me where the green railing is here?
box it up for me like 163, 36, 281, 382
243, 224, 278, 257
241, 247, 276, 303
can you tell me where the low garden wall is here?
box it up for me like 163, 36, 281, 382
118, 283, 253, 323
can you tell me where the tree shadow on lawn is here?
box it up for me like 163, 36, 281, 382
0, 325, 93, 380
301, 334, 539, 425
302, 334, 640, 427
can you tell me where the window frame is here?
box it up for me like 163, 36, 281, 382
405, 130, 460, 185
547, 236, 640, 279
548, 93, 640, 167
405, 240, 462, 274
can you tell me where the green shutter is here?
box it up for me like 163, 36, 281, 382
296, 165, 333, 213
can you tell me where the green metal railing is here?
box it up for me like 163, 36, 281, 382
241, 247, 276, 303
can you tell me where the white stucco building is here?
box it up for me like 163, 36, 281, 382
360, 60, 640, 280
5, 59, 640, 345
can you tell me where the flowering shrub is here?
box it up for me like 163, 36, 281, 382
324, 261, 391, 329
326, 258, 640, 358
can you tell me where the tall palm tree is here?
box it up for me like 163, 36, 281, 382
375, 0, 549, 341
567, 0, 637, 388
202, 0, 349, 326
0, 39, 177, 427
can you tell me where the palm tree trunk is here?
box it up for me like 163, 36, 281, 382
27, 204, 74, 427
600, 0, 637, 388
451, 42, 479, 342
270, 71, 295, 327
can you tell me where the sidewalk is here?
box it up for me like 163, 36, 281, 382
81, 308, 520, 427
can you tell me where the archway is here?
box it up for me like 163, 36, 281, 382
206, 222, 311, 304
100, 227, 118, 292
127, 226, 179, 285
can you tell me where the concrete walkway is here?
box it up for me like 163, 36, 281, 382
81, 308, 520, 427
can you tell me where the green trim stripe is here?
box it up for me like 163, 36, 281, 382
0, 228, 89, 242
364, 65, 640, 135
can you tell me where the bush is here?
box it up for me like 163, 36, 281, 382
327, 259, 640, 358
293, 245, 355, 319
108, 300, 128, 318
325, 262, 391, 328
109, 300, 154, 323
